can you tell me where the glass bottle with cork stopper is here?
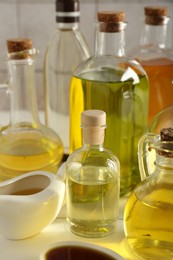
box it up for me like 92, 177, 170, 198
44, 0, 91, 161
66, 109, 120, 238
70, 11, 149, 196
0, 38, 63, 182
124, 127, 173, 259
128, 6, 173, 124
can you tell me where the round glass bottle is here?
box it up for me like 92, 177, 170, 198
70, 11, 149, 196
0, 38, 63, 181
124, 127, 173, 260
128, 6, 173, 124
66, 109, 120, 238
44, 0, 91, 160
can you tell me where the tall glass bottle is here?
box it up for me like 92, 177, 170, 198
44, 0, 91, 160
0, 38, 63, 182
128, 6, 173, 124
70, 11, 149, 196
66, 109, 120, 237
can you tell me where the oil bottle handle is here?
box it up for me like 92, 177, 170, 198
138, 132, 156, 181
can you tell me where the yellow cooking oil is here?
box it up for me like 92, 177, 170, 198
0, 126, 63, 181
124, 183, 173, 260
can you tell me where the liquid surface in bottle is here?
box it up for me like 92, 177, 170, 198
70, 68, 148, 195
0, 128, 63, 181
66, 167, 119, 237
141, 58, 173, 124
124, 184, 173, 260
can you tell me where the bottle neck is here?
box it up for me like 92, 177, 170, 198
95, 22, 126, 56
140, 19, 169, 49
56, 21, 79, 30
7, 57, 40, 127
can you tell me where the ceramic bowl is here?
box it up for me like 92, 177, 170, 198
39, 240, 124, 260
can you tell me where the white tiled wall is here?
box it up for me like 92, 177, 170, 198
0, 0, 172, 113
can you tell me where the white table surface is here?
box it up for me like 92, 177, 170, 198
0, 197, 139, 260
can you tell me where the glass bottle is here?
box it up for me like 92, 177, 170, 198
124, 127, 173, 259
70, 11, 149, 196
128, 6, 173, 124
44, 0, 91, 161
0, 38, 63, 182
66, 109, 120, 238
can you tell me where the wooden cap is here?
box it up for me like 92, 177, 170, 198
97, 11, 125, 32
97, 11, 125, 23
145, 6, 168, 17
7, 38, 32, 53
81, 110, 106, 127
144, 6, 169, 25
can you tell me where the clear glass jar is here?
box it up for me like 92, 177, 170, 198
128, 6, 173, 124
70, 11, 149, 196
44, 0, 91, 160
66, 109, 120, 238
0, 38, 63, 181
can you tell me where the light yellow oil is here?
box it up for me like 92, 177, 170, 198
66, 167, 119, 238
124, 184, 173, 260
0, 128, 63, 181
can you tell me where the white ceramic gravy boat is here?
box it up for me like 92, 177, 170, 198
0, 171, 65, 240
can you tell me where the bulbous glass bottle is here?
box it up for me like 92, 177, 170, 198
44, 0, 91, 160
70, 11, 149, 196
0, 38, 63, 182
124, 126, 173, 260
66, 110, 120, 238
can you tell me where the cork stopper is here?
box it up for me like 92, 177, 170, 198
97, 11, 125, 32
81, 110, 106, 145
144, 6, 169, 25
6, 38, 32, 59
158, 128, 173, 158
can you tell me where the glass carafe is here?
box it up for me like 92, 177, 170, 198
44, 0, 91, 160
0, 38, 63, 182
124, 118, 173, 259
70, 11, 149, 196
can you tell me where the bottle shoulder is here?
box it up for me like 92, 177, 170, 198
73, 55, 148, 83
67, 146, 120, 167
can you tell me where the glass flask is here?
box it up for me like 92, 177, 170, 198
66, 110, 120, 238
44, 0, 91, 160
70, 11, 149, 196
124, 124, 173, 259
128, 6, 173, 124
0, 38, 63, 182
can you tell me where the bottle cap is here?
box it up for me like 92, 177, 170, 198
7, 38, 32, 53
97, 11, 126, 32
56, 0, 80, 23
144, 6, 169, 25
81, 110, 106, 127
158, 128, 173, 158
81, 110, 106, 145
6, 38, 33, 59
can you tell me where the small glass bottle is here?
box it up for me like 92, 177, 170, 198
66, 109, 120, 238
44, 0, 91, 160
128, 6, 173, 124
70, 11, 149, 196
0, 38, 63, 182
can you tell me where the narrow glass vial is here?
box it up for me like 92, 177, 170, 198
44, 0, 91, 160
66, 110, 120, 238
128, 6, 173, 124
0, 39, 63, 182
70, 11, 149, 196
